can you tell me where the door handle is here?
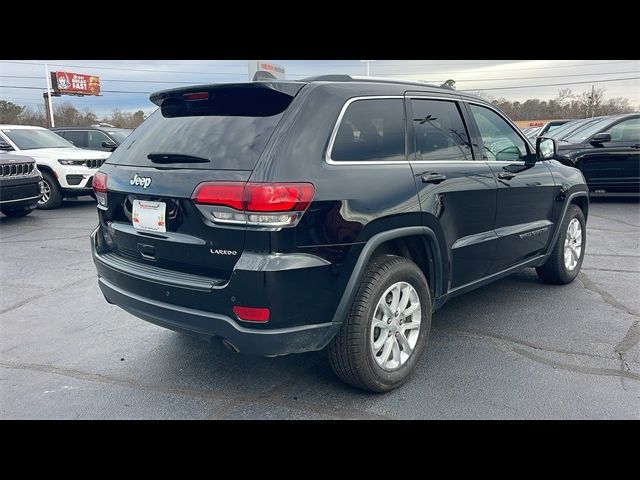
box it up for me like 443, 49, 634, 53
498, 172, 517, 180
421, 173, 447, 184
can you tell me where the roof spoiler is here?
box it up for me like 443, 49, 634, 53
150, 82, 305, 107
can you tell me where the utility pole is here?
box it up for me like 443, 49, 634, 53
590, 84, 595, 117
360, 60, 375, 77
44, 62, 55, 127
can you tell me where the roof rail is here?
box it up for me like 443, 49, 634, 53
301, 74, 441, 89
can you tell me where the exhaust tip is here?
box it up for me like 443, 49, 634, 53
221, 339, 240, 353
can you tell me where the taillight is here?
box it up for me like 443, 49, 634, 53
193, 182, 244, 210
93, 171, 108, 209
245, 183, 315, 212
232, 306, 270, 323
93, 171, 108, 193
192, 182, 315, 229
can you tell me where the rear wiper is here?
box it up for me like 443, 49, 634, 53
147, 153, 210, 164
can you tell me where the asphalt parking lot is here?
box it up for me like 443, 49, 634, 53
1, 197, 638, 419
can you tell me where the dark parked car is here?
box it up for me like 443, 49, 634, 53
546, 116, 606, 140
554, 113, 640, 195
0, 152, 42, 217
526, 120, 571, 140
51, 126, 132, 152
91, 76, 589, 392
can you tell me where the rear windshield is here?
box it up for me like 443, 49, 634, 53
107, 97, 290, 170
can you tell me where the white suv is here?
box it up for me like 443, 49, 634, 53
0, 125, 111, 209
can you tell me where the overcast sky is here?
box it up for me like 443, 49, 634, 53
1, 60, 638, 116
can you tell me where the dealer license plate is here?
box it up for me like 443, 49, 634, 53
132, 199, 166, 233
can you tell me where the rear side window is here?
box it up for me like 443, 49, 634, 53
331, 99, 405, 162
64, 130, 88, 148
411, 99, 472, 161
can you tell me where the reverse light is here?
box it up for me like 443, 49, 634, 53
232, 306, 270, 323
192, 182, 315, 229
93, 171, 108, 208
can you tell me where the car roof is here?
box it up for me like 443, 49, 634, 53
50, 126, 132, 132
150, 75, 485, 103
0, 124, 47, 130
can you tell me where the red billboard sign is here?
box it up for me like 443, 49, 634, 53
51, 71, 100, 96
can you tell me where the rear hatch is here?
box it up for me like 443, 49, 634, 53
96, 82, 305, 280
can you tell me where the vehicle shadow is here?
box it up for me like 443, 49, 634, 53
141, 268, 553, 411
0, 197, 96, 224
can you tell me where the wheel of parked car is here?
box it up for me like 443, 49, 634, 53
327, 255, 432, 393
536, 204, 586, 284
37, 171, 63, 210
1, 208, 33, 217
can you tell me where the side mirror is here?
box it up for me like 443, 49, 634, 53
536, 137, 557, 161
0, 140, 14, 151
102, 141, 117, 151
591, 132, 611, 144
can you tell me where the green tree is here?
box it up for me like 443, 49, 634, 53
0, 100, 24, 124
131, 110, 145, 127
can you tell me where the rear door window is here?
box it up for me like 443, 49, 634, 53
330, 98, 405, 163
411, 99, 473, 161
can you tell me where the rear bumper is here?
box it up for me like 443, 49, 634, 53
98, 276, 339, 356
91, 228, 342, 356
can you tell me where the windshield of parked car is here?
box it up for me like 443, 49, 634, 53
1, 128, 73, 150
545, 123, 565, 133
546, 120, 582, 139
563, 117, 613, 143
107, 131, 131, 143
526, 127, 541, 139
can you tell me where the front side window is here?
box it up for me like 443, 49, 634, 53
87, 131, 111, 149
603, 117, 640, 143
331, 98, 405, 162
469, 104, 529, 162
411, 99, 472, 161
108, 130, 131, 143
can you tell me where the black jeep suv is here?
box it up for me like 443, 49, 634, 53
0, 153, 42, 217
91, 76, 589, 392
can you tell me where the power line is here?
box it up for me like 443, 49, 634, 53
0, 75, 212, 85
2, 60, 637, 78
5, 69, 640, 85
0, 85, 150, 94
453, 70, 640, 83
3, 76, 639, 100
459, 76, 640, 92
375, 60, 639, 76
0, 60, 246, 76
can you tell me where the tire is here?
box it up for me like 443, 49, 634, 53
1, 207, 33, 217
536, 204, 586, 284
37, 171, 63, 210
327, 255, 432, 393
